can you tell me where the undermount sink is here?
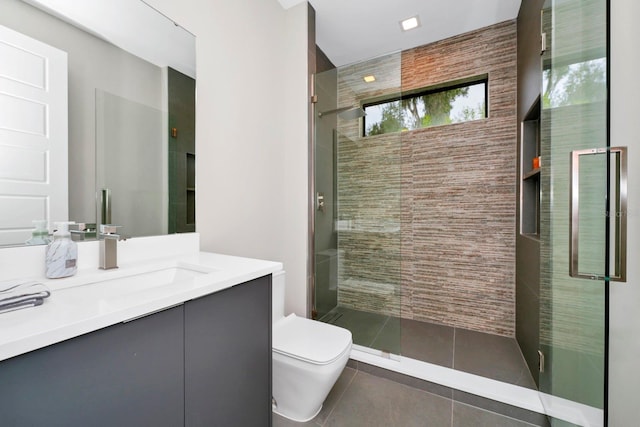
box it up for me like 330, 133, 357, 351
54, 263, 217, 307
97, 265, 209, 289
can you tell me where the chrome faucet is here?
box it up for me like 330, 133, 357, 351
99, 225, 125, 269
70, 222, 97, 241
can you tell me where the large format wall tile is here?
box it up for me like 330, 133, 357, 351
335, 20, 518, 336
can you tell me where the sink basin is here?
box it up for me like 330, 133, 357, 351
54, 263, 217, 307
97, 266, 208, 288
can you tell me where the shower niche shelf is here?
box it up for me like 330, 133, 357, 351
523, 167, 540, 180
520, 97, 541, 238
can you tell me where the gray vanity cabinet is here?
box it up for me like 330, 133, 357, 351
0, 275, 272, 427
0, 304, 185, 427
185, 274, 272, 427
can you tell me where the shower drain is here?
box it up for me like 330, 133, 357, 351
322, 312, 343, 324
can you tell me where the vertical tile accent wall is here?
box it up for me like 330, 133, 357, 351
336, 20, 518, 337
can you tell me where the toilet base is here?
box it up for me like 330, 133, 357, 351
271, 313, 352, 423
273, 403, 323, 423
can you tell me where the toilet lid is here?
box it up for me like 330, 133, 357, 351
273, 314, 352, 365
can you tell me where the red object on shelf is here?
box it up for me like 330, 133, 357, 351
532, 156, 541, 169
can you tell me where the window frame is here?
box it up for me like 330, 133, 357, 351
362, 76, 489, 137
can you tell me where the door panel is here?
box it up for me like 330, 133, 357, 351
539, 0, 609, 425
0, 24, 68, 245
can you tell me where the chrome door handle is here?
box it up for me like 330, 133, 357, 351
570, 146, 627, 282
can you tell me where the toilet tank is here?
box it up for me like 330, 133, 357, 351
272, 270, 286, 324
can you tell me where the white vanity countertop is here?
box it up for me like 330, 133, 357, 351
0, 251, 282, 362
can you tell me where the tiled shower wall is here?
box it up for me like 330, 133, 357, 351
336, 20, 518, 337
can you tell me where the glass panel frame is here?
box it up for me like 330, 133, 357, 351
539, 0, 608, 423
313, 52, 403, 356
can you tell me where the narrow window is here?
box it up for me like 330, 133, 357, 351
363, 78, 488, 136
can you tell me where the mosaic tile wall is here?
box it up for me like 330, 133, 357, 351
336, 20, 518, 337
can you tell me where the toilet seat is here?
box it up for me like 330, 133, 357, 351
273, 314, 352, 365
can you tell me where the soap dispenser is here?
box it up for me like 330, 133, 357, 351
25, 220, 51, 245
45, 221, 78, 279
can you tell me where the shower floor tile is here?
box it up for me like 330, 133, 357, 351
369, 316, 401, 354
454, 328, 537, 389
322, 306, 535, 389
322, 307, 388, 348
403, 318, 455, 368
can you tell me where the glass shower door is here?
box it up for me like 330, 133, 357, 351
538, 0, 625, 425
313, 53, 402, 356
313, 67, 339, 321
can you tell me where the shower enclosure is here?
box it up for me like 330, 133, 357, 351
310, 0, 616, 425
312, 21, 525, 380
311, 21, 531, 380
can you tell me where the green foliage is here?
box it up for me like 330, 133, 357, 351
366, 86, 477, 136
420, 87, 468, 126
453, 101, 485, 122
542, 58, 606, 108
367, 101, 403, 136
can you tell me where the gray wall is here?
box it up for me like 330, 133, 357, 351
515, 0, 545, 385
316, 46, 334, 74
1, 0, 165, 227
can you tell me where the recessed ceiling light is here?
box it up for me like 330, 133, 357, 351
400, 15, 420, 32
363, 75, 376, 83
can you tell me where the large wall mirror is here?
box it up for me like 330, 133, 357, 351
0, 0, 196, 247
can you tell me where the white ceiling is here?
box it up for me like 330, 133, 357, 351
281, 0, 522, 67
22, 0, 521, 78
23, 0, 196, 78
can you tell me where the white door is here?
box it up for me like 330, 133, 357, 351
0, 24, 68, 246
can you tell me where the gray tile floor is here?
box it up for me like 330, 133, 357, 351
321, 306, 536, 389
273, 367, 539, 427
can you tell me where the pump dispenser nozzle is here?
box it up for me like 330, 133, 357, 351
25, 220, 50, 245
53, 221, 75, 237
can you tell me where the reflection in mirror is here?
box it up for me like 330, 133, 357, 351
0, 0, 195, 246
96, 90, 166, 238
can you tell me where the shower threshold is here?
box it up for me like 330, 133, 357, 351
350, 345, 602, 427
320, 306, 602, 426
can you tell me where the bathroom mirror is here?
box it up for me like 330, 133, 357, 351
0, 0, 196, 247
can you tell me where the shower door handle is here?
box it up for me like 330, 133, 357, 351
569, 146, 627, 282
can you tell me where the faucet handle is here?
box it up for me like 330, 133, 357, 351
100, 224, 120, 235
98, 225, 121, 270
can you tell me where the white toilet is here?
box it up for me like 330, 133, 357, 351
272, 270, 352, 422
